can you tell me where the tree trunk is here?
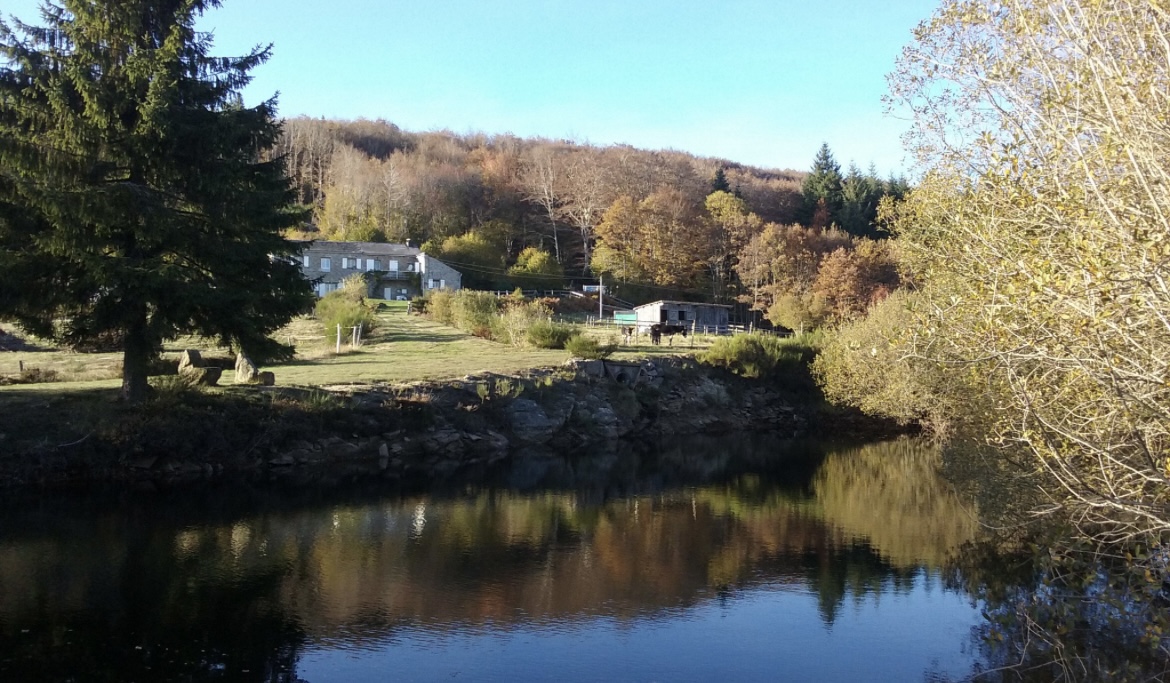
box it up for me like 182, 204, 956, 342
120, 313, 151, 404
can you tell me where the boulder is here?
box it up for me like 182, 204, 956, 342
185, 366, 221, 386
234, 353, 260, 384
177, 350, 203, 374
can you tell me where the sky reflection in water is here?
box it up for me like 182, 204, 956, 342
300, 575, 977, 683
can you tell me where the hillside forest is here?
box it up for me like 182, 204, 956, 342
277, 118, 910, 329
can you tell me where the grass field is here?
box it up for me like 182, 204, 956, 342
0, 300, 717, 393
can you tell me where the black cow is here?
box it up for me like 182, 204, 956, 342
649, 323, 688, 346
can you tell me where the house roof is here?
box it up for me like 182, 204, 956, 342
296, 240, 422, 257
633, 300, 733, 310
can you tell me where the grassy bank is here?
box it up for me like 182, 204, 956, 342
0, 300, 727, 464
0, 300, 715, 391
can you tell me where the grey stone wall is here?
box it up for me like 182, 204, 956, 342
296, 240, 461, 298
418, 253, 462, 292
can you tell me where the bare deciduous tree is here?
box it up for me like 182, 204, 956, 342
889, 0, 1170, 538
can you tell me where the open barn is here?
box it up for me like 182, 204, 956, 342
632, 300, 731, 334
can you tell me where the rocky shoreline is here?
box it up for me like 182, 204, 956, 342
2, 356, 906, 490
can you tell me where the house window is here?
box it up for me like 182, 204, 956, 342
677, 310, 688, 321
428, 279, 436, 289
366, 259, 378, 271
439, 279, 446, 289
388, 260, 399, 272
302, 254, 310, 268
320, 257, 331, 272
407, 263, 416, 272
341, 257, 352, 269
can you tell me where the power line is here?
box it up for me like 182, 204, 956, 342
432, 257, 597, 281
432, 255, 726, 298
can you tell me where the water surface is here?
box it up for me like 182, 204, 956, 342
0, 436, 986, 682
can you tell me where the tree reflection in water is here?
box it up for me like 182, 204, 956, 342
0, 504, 305, 682
0, 436, 987, 681
941, 441, 1170, 681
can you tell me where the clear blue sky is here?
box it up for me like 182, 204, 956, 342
4, 0, 939, 175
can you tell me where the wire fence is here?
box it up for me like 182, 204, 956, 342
284, 323, 367, 353
583, 317, 786, 337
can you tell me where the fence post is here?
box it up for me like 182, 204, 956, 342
336, 324, 341, 354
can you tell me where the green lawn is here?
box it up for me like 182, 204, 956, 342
0, 300, 715, 392
0, 302, 724, 457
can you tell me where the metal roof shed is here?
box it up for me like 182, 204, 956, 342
632, 300, 731, 331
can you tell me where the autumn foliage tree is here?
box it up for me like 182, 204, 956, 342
705, 191, 762, 301
591, 189, 708, 291
883, 0, 1170, 537
507, 247, 563, 290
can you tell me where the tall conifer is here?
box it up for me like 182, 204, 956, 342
711, 166, 731, 194
838, 163, 888, 238
0, 0, 313, 402
800, 143, 843, 227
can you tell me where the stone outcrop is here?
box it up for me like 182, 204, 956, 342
5, 355, 898, 491
505, 398, 567, 444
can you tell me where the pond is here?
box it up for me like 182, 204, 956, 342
0, 436, 991, 682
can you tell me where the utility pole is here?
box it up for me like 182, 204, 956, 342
598, 273, 604, 320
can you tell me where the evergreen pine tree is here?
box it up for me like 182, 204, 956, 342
839, 162, 887, 238
0, 1, 314, 403
884, 173, 911, 201
800, 143, 843, 227
711, 165, 731, 193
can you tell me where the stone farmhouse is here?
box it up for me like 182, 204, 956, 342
297, 241, 462, 299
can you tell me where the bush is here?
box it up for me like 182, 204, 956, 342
147, 356, 179, 376
0, 367, 60, 385
452, 290, 500, 339
493, 299, 553, 346
767, 293, 825, 333
811, 290, 953, 428
699, 333, 812, 380
507, 247, 564, 290
549, 294, 599, 315
149, 373, 202, 403
315, 275, 379, 339
426, 289, 455, 325
526, 320, 577, 349
565, 334, 616, 360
